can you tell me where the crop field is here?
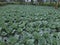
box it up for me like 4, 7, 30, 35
0, 5, 60, 45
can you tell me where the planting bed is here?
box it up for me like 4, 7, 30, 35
0, 5, 60, 45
